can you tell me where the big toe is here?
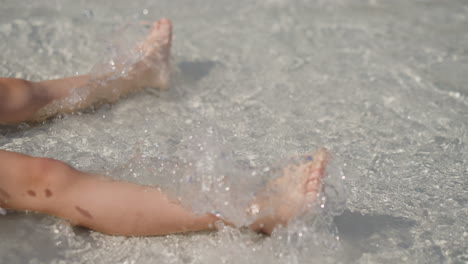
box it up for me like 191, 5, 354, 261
150, 18, 172, 45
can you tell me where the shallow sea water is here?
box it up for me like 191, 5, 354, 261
0, 0, 467, 263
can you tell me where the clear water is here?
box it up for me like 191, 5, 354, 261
1, 0, 467, 263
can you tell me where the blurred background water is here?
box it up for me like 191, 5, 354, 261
0, 0, 467, 263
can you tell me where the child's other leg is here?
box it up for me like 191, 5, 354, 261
0, 18, 172, 124
36, 18, 172, 121
0, 150, 219, 236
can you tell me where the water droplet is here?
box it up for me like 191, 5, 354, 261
83, 9, 94, 19
248, 203, 260, 214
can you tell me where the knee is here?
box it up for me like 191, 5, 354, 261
0, 79, 34, 110
0, 78, 37, 124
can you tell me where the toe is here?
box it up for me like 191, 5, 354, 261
152, 18, 172, 41
305, 174, 320, 194
309, 148, 328, 171
314, 148, 329, 163
143, 18, 172, 52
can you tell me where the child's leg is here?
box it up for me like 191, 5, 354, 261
0, 148, 328, 236
0, 149, 219, 236
0, 18, 172, 124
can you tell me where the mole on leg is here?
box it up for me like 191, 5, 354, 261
45, 189, 53, 198
27, 190, 36, 197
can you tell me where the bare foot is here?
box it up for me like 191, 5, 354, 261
94, 17, 173, 98
32, 18, 172, 121
136, 17, 172, 89
248, 148, 329, 234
